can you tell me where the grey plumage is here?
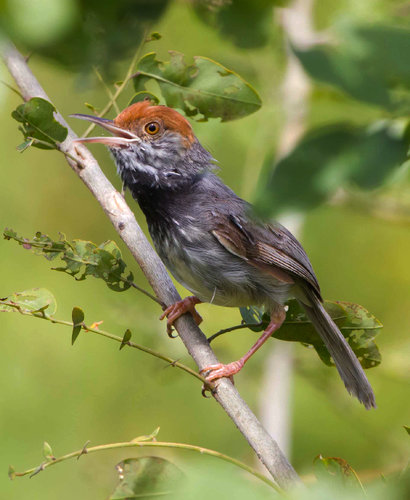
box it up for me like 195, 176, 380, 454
126, 162, 376, 409
301, 293, 376, 409
72, 103, 376, 409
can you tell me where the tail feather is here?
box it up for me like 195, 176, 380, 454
300, 294, 376, 410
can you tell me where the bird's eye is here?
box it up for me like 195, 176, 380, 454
145, 122, 160, 135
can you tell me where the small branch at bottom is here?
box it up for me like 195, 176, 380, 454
12, 436, 283, 495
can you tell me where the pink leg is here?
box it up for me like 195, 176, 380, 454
160, 296, 202, 336
201, 307, 286, 383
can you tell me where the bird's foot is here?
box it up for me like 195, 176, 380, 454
200, 359, 244, 383
160, 296, 202, 337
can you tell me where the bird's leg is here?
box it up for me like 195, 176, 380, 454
160, 296, 202, 337
201, 306, 286, 383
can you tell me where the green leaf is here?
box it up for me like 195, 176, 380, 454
128, 91, 160, 106
109, 457, 184, 500
1, 2, 168, 73
348, 123, 410, 189
8, 465, 16, 480
119, 329, 132, 350
16, 138, 35, 153
130, 427, 160, 443
134, 51, 262, 121
42, 441, 54, 461
11, 97, 68, 149
240, 299, 382, 369
0, 288, 57, 316
238, 306, 265, 332
4, 230, 134, 292
293, 23, 410, 114
193, 0, 287, 49
146, 31, 162, 42
255, 122, 409, 216
404, 425, 410, 436
3, 228, 18, 240
71, 307, 84, 345
2, 0, 78, 48
255, 125, 357, 215
84, 102, 98, 113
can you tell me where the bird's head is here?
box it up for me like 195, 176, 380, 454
71, 101, 214, 191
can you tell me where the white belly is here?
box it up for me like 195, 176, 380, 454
155, 226, 292, 308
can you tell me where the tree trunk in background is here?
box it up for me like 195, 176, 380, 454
258, 0, 323, 462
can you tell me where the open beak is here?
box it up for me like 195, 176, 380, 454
70, 114, 140, 147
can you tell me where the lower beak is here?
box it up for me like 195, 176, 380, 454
70, 113, 140, 146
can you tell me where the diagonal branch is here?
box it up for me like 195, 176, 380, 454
1, 40, 301, 489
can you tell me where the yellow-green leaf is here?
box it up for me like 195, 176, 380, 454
134, 51, 262, 121
119, 329, 132, 350
43, 441, 54, 461
72, 307, 84, 345
0, 288, 57, 316
4, 230, 134, 292
240, 299, 382, 369
11, 97, 67, 149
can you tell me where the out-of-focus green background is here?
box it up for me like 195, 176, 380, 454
0, 1, 409, 498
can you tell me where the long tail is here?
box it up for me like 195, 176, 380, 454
300, 293, 376, 409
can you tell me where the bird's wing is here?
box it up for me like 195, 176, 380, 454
211, 213, 321, 298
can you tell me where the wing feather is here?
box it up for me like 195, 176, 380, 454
211, 213, 321, 298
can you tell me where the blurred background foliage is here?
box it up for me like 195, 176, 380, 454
0, 0, 409, 499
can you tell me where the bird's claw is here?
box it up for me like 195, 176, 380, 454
160, 296, 202, 336
201, 384, 213, 398
200, 361, 244, 384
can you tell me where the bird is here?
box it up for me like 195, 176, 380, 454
71, 100, 376, 409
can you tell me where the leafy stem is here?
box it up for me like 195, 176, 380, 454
11, 433, 283, 494
4, 230, 162, 305
2, 299, 205, 383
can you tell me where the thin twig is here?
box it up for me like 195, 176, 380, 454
2, 300, 205, 383
83, 37, 147, 137
93, 67, 120, 115
12, 437, 283, 494
2, 40, 301, 489
128, 280, 163, 305
207, 309, 362, 343
1, 79, 23, 99
208, 322, 261, 343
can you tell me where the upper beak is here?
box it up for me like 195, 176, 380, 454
70, 114, 140, 146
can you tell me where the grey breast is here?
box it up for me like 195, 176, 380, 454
152, 216, 293, 308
